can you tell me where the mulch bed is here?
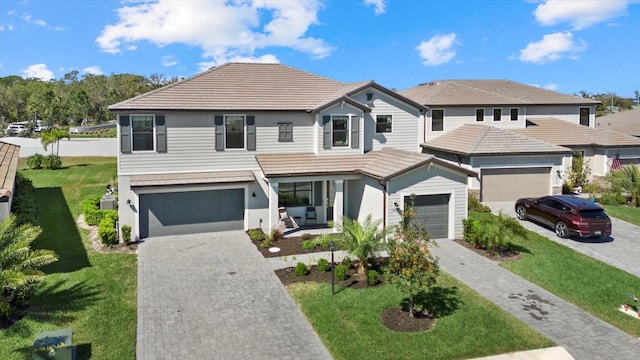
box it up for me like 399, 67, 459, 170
453, 239, 522, 262
251, 234, 329, 258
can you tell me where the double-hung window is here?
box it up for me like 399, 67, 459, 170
375, 115, 392, 133
476, 109, 484, 122
579, 108, 590, 126
432, 109, 444, 131
225, 115, 245, 149
332, 115, 349, 147
132, 115, 154, 151
278, 182, 312, 206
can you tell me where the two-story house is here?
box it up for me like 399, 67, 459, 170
110, 63, 476, 241
400, 80, 640, 201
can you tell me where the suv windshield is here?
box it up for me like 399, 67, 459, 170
579, 209, 608, 219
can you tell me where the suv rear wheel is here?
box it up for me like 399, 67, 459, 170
555, 221, 569, 238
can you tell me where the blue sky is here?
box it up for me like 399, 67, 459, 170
1, 0, 638, 97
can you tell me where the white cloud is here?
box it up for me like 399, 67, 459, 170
21, 13, 64, 31
161, 55, 178, 67
543, 83, 558, 91
22, 64, 54, 81
96, 0, 332, 66
416, 33, 457, 66
534, 0, 632, 30
364, 0, 387, 15
519, 32, 586, 64
82, 66, 104, 75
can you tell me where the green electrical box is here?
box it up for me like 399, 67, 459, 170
32, 328, 75, 360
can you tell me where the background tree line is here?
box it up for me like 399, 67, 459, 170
577, 90, 640, 116
0, 71, 178, 127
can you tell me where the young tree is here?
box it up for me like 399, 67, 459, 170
385, 196, 439, 317
606, 165, 640, 207
317, 214, 387, 278
566, 152, 591, 190
40, 129, 70, 156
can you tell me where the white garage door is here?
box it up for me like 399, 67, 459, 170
481, 167, 550, 201
139, 189, 244, 239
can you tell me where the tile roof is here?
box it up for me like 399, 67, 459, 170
0, 141, 20, 198
595, 108, 640, 137
400, 80, 600, 107
109, 63, 425, 113
256, 147, 475, 180
515, 118, 640, 147
421, 124, 570, 155
130, 170, 255, 187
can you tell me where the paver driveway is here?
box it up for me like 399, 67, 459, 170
137, 231, 332, 360
485, 201, 640, 278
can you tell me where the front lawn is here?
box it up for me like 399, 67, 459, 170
0, 157, 136, 360
602, 204, 640, 226
288, 272, 553, 360
470, 211, 640, 336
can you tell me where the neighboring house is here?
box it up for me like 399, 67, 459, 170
0, 141, 21, 221
109, 63, 475, 241
595, 108, 640, 138
400, 80, 640, 200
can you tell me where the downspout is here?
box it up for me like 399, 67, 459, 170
381, 182, 387, 228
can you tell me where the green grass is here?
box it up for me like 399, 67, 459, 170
289, 273, 553, 360
0, 157, 136, 360
470, 211, 640, 336
602, 204, 640, 226
70, 128, 117, 138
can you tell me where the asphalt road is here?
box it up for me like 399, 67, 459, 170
2, 137, 117, 157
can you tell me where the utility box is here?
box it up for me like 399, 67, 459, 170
32, 328, 75, 360
100, 195, 117, 210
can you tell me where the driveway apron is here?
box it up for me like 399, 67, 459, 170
137, 231, 332, 360
432, 239, 640, 360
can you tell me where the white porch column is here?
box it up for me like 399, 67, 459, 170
333, 179, 344, 233
268, 182, 279, 231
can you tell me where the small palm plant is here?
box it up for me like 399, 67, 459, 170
0, 215, 58, 323
607, 165, 640, 207
317, 214, 387, 279
40, 129, 70, 156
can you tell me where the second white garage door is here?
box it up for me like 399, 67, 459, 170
481, 167, 550, 201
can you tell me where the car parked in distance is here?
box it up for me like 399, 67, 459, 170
34, 124, 49, 133
515, 195, 612, 238
4, 124, 27, 135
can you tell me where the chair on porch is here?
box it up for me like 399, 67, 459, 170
278, 207, 299, 229
305, 206, 317, 225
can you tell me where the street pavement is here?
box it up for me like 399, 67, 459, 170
1, 136, 117, 157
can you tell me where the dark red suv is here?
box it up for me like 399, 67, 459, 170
515, 195, 612, 238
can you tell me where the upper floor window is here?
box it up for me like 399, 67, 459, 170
225, 115, 245, 149
510, 108, 518, 121
432, 109, 444, 131
376, 115, 392, 133
476, 109, 484, 122
332, 115, 349, 147
278, 123, 293, 142
579, 108, 590, 126
493, 108, 502, 121
132, 115, 154, 151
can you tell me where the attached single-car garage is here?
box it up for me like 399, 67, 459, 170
139, 189, 244, 238
481, 167, 550, 201
405, 194, 450, 239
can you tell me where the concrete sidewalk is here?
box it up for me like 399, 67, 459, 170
2, 137, 116, 157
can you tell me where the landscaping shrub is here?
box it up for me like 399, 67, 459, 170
463, 218, 482, 247
294, 262, 309, 276
340, 256, 352, 269
468, 194, 491, 212
26, 153, 44, 169
11, 172, 38, 226
301, 233, 313, 241
366, 269, 379, 285
270, 228, 283, 242
42, 154, 62, 170
98, 214, 118, 246
247, 228, 265, 241
82, 195, 117, 225
465, 211, 527, 253
302, 240, 316, 250
260, 238, 272, 249
316, 258, 330, 272
121, 224, 132, 245
562, 182, 573, 194
599, 191, 627, 205
335, 264, 349, 280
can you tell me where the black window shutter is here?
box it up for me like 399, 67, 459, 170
155, 115, 166, 153
215, 115, 224, 151
323, 115, 331, 149
119, 115, 131, 154
246, 115, 256, 151
350, 115, 359, 149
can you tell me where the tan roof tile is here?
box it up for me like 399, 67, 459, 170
0, 141, 20, 197
422, 124, 570, 155
515, 118, 640, 147
400, 80, 599, 106
595, 108, 640, 137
